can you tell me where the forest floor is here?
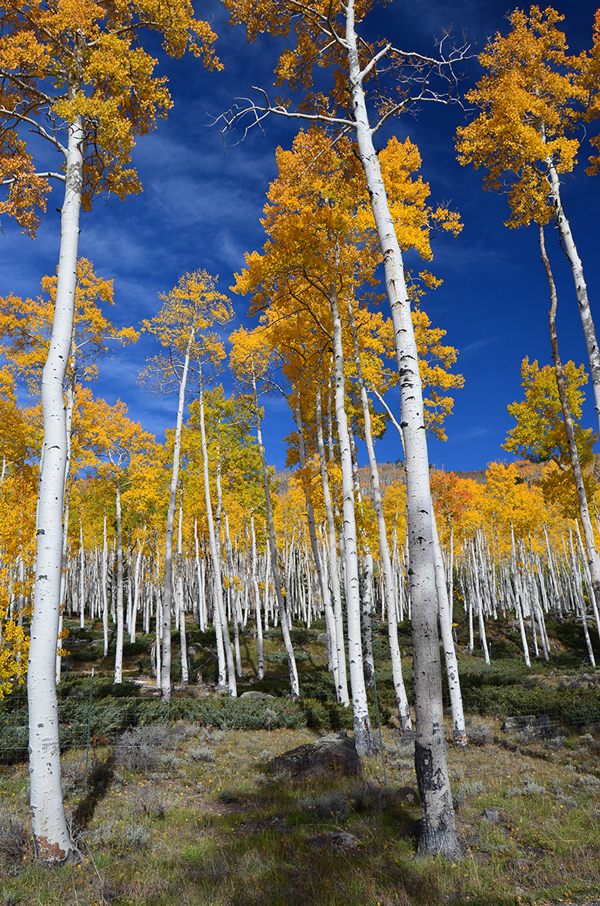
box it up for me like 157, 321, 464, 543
2, 615, 600, 906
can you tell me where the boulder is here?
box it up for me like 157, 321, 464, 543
482, 808, 499, 824
306, 830, 360, 853
240, 691, 275, 700
394, 786, 419, 806
267, 730, 363, 779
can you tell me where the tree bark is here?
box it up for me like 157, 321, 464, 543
27, 110, 83, 866
315, 385, 349, 705
329, 278, 375, 756
349, 302, 411, 730
113, 478, 124, 684
253, 376, 300, 698
344, 0, 459, 855
160, 331, 193, 701
539, 223, 600, 646
546, 162, 600, 432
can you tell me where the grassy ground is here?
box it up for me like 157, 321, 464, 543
2, 613, 600, 905
2, 720, 600, 906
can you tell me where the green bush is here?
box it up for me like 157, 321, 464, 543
290, 628, 318, 647
463, 684, 600, 727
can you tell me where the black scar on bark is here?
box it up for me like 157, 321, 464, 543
414, 741, 462, 860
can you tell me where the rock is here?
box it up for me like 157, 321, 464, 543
502, 715, 536, 732
267, 730, 363, 779
240, 691, 275, 700
482, 808, 499, 824
316, 632, 328, 643
306, 830, 360, 852
394, 786, 419, 806
501, 717, 521, 731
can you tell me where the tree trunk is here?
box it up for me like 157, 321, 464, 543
315, 385, 349, 706
177, 484, 188, 687
344, 0, 459, 855
250, 514, 265, 680
349, 304, 411, 729
160, 333, 193, 701
538, 223, 600, 647
294, 405, 340, 689
329, 278, 375, 756
546, 163, 600, 432
114, 478, 124, 684
253, 376, 300, 698
28, 111, 83, 866
198, 383, 236, 696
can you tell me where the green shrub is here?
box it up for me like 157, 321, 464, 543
463, 684, 600, 727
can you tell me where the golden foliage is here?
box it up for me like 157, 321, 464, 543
456, 6, 586, 227
0, 0, 221, 230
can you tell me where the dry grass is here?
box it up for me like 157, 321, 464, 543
1, 719, 600, 906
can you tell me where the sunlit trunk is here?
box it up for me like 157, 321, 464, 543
345, 0, 458, 855
28, 109, 83, 866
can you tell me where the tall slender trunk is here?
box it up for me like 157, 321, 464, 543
114, 478, 124, 684
253, 376, 300, 698
431, 515, 467, 745
177, 484, 188, 686
329, 278, 374, 755
28, 106, 83, 865
224, 513, 243, 678
546, 162, 600, 431
539, 224, 600, 644
316, 385, 349, 705
294, 404, 339, 690
130, 547, 141, 643
161, 331, 193, 701
344, 0, 458, 855
250, 514, 265, 680
198, 382, 236, 696
102, 514, 110, 657
349, 302, 411, 730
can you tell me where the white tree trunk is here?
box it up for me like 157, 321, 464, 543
27, 113, 83, 865
177, 486, 188, 686
315, 386, 349, 705
250, 514, 265, 680
294, 405, 339, 690
113, 478, 124, 684
253, 376, 299, 697
198, 383, 236, 696
344, 0, 459, 855
161, 333, 193, 701
329, 281, 374, 755
349, 307, 411, 729
431, 516, 467, 745
547, 162, 600, 431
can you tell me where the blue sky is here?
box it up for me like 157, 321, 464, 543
2, 0, 600, 473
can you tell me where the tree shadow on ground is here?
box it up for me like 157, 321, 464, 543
73, 753, 114, 828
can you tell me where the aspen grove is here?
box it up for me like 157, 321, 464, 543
2, 0, 600, 878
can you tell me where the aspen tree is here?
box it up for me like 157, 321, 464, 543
230, 329, 300, 698
141, 271, 232, 701
456, 6, 600, 432
75, 392, 158, 681
0, 0, 220, 862
222, 13, 465, 835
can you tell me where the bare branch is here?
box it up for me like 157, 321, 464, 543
215, 86, 354, 143
358, 41, 392, 82
0, 107, 67, 153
